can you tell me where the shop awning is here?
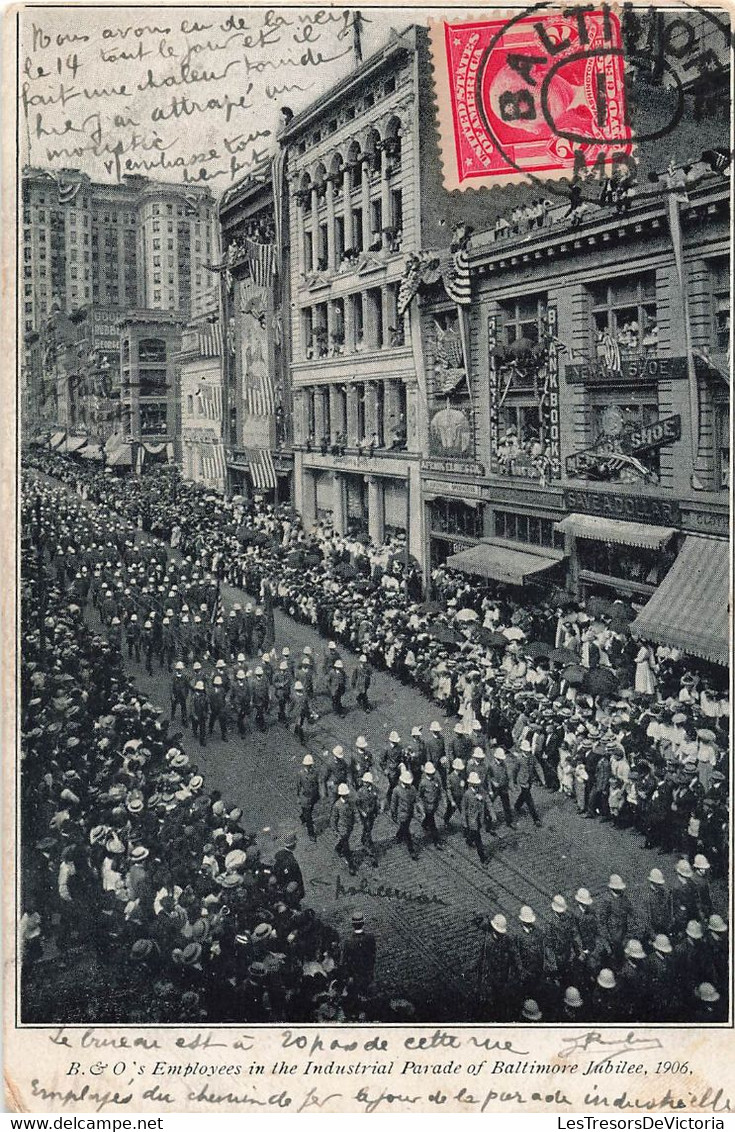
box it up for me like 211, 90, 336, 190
64, 435, 88, 453
631, 536, 730, 666
49, 431, 66, 450
556, 513, 676, 550
445, 542, 562, 585
106, 443, 133, 467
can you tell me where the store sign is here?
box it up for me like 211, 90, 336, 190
423, 478, 484, 499
566, 414, 681, 478
564, 488, 681, 526
683, 508, 730, 537
565, 356, 688, 384
423, 457, 485, 476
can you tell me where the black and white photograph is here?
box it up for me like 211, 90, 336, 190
9, 0, 732, 1058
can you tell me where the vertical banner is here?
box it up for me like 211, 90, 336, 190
545, 305, 561, 480
487, 312, 500, 462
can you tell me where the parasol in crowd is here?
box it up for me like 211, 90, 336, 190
585, 667, 620, 696
479, 629, 509, 648
524, 642, 551, 660
561, 664, 588, 687
430, 623, 464, 645
417, 600, 443, 616
550, 646, 579, 665
455, 607, 479, 622
502, 626, 526, 641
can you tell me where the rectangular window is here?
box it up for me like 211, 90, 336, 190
303, 230, 313, 273
431, 499, 484, 539
302, 308, 314, 358
589, 272, 657, 357
494, 509, 562, 549
500, 292, 548, 346
714, 399, 729, 489
317, 223, 328, 271
335, 215, 345, 263
370, 199, 383, 246
352, 208, 363, 253
710, 258, 730, 352
351, 293, 364, 351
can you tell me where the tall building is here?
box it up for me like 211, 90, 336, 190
21, 169, 219, 442
281, 26, 490, 556
21, 168, 218, 333
219, 156, 293, 500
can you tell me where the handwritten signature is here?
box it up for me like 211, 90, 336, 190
558, 1031, 663, 1064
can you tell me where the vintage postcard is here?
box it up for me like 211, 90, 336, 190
2, 0, 733, 1116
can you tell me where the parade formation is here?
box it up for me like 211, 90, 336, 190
20, 451, 730, 1024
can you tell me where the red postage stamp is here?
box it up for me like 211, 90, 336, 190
430, 9, 634, 189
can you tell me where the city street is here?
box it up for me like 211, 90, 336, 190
81, 517, 725, 1021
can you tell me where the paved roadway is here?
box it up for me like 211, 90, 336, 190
83, 549, 727, 1020
38, 475, 725, 1020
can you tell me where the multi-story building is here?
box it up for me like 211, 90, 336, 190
179, 295, 226, 491
427, 174, 729, 667
116, 310, 184, 470
219, 157, 293, 500
281, 26, 490, 556
21, 169, 218, 442
21, 169, 217, 332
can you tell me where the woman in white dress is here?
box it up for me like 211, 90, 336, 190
634, 642, 657, 697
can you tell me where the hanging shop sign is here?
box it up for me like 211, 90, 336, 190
566, 414, 682, 479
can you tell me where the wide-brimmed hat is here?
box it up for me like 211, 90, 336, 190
519, 905, 536, 925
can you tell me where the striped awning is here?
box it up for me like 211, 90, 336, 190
65, 435, 88, 453
631, 536, 730, 666
556, 513, 676, 550
107, 443, 133, 467
49, 431, 66, 450
445, 542, 562, 585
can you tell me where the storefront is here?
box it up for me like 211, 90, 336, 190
558, 490, 682, 602
631, 535, 729, 667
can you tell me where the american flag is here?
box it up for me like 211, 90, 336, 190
198, 322, 223, 357
245, 239, 275, 288
244, 373, 276, 417
245, 448, 277, 491
199, 441, 226, 482
194, 385, 224, 422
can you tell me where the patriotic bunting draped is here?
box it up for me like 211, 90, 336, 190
441, 247, 471, 305
245, 448, 277, 491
